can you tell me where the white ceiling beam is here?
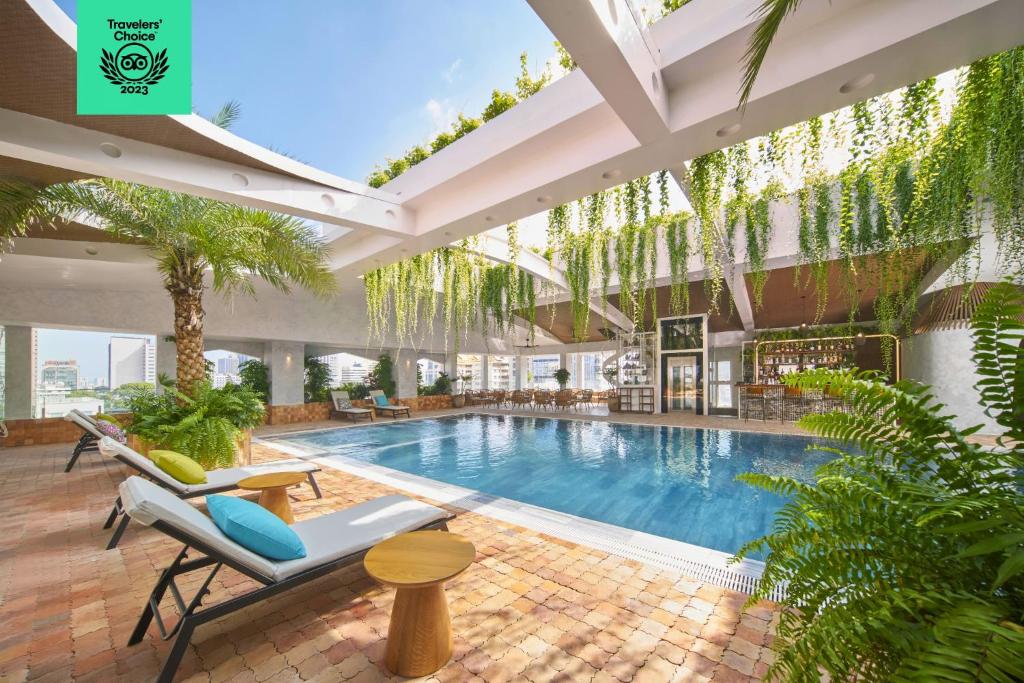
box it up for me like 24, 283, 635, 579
527, 0, 670, 144
0, 108, 413, 238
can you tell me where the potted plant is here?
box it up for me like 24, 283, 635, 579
451, 374, 473, 408
554, 368, 571, 390
124, 381, 265, 469
603, 367, 620, 412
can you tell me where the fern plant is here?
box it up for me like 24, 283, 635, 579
734, 278, 1024, 681
124, 382, 265, 469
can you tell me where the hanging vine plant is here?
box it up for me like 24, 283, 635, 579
664, 211, 692, 315
690, 150, 728, 310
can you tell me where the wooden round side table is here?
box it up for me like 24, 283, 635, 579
364, 530, 475, 677
236, 471, 307, 524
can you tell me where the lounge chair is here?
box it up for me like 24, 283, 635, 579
118, 475, 454, 683
330, 390, 374, 422
369, 390, 411, 419
63, 409, 106, 472
98, 437, 323, 550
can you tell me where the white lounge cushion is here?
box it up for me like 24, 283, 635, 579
100, 437, 183, 491
120, 476, 450, 581
65, 410, 105, 439
99, 437, 318, 495
121, 476, 277, 578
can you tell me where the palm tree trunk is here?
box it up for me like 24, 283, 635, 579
167, 271, 206, 394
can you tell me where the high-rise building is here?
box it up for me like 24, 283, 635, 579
418, 358, 443, 387
109, 336, 156, 389
41, 360, 80, 389
216, 355, 240, 375
489, 355, 515, 390
319, 353, 372, 385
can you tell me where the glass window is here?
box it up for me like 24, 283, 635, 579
456, 354, 484, 391
488, 355, 516, 390
311, 352, 373, 386
525, 354, 560, 390
660, 316, 704, 351
568, 351, 615, 390
417, 358, 444, 388
33, 328, 156, 418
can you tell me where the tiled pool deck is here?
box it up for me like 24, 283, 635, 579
0, 413, 781, 682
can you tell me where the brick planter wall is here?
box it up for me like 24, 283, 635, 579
265, 402, 332, 425
0, 417, 82, 448
2, 395, 456, 447
350, 395, 453, 412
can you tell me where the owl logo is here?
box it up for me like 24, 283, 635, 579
100, 42, 169, 86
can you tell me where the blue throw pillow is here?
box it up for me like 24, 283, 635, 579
374, 394, 390, 407
206, 495, 306, 561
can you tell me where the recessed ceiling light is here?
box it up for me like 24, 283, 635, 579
537, 195, 552, 203
444, 231, 453, 237
484, 215, 495, 222
232, 173, 250, 188
601, 170, 621, 180
99, 142, 122, 158
84, 247, 99, 255
320, 193, 335, 208
840, 73, 875, 94
716, 123, 741, 138
384, 209, 396, 217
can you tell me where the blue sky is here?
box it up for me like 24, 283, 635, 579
55, 0, 557, 181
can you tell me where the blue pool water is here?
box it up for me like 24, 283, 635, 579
272, 414, 831, 556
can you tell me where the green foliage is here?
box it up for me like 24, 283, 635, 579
739, 0, 804, 107
237, 359, 269, 403
207, 100, 241, 130
303, 356, 331, 403
554, 41, 576, 71
365, 353, 396, 398
734, 278, 1024, 682
124, 382, 265, 469
418, 371, 452, 397
336, 381, 369, 400
661, 0, 697, 17
553, 368, 570, 389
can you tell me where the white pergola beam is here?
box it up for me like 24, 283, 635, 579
527, 0, 670, 144
0, 108, 413, 238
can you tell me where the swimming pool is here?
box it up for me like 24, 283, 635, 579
269, 414, 830, 556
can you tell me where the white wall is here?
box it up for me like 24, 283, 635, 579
902, 328, 1001, 435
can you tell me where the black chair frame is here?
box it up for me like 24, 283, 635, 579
131, 513, 454, 683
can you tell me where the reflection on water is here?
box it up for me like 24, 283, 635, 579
278, 415, 831, 555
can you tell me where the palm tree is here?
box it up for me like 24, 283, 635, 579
0, 178, 335, 392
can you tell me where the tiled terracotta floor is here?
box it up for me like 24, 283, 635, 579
0, 435, 779, 682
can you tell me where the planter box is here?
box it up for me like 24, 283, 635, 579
127, 429, 253, 467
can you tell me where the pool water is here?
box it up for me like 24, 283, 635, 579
272, 414, 831, 556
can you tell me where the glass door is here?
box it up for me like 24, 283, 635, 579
667, 356, 697, 413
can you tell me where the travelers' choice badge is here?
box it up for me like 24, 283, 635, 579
77, 0, 191, 115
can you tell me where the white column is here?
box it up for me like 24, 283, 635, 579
394, 350, 418, 399
3, 326, 36, 419
267, 341, 305, 406
559, 352, 569, 388
515, 354, 524, 390
480, 355, 490, 391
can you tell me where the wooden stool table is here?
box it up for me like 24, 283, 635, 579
236, 472, 307, 524
364, 530, 475, 677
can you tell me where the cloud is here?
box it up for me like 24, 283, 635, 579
441, 58, 462, 85
424, 98, 458, 135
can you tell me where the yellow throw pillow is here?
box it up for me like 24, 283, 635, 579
149, 450, 207, 484
94, 412, 122, 425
